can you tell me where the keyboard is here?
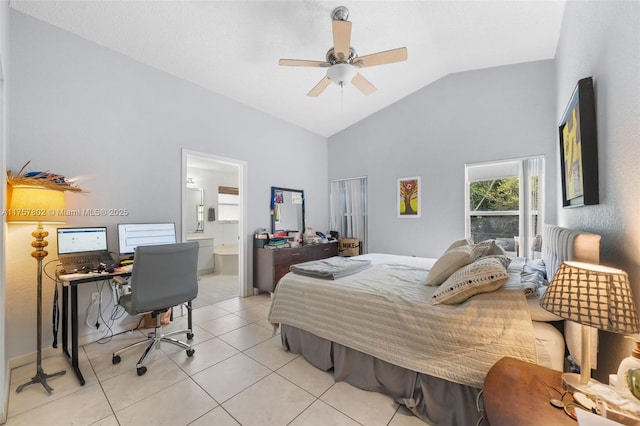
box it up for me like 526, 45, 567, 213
67, 254, 110, 265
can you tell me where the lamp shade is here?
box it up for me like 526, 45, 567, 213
541, 261, 640, 334
6, 185, 66, 223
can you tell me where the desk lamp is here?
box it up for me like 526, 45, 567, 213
7, 167, 81, 394
540, 261, 640, 390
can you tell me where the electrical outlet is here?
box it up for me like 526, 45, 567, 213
91, 292, 100, 304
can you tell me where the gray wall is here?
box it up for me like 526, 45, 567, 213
555, 0, 640, 382
6, 10, 329, 360
328, 60, 557, 258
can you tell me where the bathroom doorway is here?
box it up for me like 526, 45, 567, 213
181, 149, 247, 301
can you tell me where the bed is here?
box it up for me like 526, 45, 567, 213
267, 225, 601, 425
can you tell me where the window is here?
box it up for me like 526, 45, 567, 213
465, 156, 544, 258
329, 177, 368, 253
217, 186, 239, 222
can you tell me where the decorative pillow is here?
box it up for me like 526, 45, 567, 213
482, 254, 512, 269
477, 239, 507, 256
445, 238, 474, 252
424, 244, 485, 286
432, 257, 509, 305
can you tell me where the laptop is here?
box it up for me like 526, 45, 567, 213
57, 227, 115, 273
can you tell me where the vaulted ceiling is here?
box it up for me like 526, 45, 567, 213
10, 1, 567, 137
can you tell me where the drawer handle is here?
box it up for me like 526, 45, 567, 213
291, 253, 300, 256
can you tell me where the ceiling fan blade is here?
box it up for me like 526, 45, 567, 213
351, 73, 376, 96
332, 20, 352, 61
307, 76, 332, 97
353, 47, 408, 68
279, 59, 330, 67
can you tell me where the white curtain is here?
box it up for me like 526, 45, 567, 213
523, 156, 545, 259
329, 177, 368, 253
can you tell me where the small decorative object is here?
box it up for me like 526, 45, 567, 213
626, 368, 640, 400
617, 336, 640, 391
558, 77, 599, 208
398, 176, 421, 218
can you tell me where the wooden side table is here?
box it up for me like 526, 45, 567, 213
483, 357, 575, 425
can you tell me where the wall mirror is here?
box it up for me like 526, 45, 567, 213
271, 186, 305, 234
187, 187, 204, 233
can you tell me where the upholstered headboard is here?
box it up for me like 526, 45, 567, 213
542, 224, 602, 369
543, 224, 601, 279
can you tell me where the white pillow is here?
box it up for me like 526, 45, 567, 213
432, 257, 509, 305
424, 244, 484, 286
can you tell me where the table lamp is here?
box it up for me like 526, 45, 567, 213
540, 261, 640, 390
6, 184, 68, 393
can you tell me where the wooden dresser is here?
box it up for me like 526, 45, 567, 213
253, 242, 339, 293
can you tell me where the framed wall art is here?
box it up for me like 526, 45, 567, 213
558, 76, 599, 208
398, 176, 421, 218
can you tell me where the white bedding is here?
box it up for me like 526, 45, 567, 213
268, 253, 540, 388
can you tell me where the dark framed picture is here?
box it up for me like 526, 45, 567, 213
558, 77, 599, 208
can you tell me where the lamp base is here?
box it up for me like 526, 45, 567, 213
562, 372, 601, 395
16, 366, 66, 394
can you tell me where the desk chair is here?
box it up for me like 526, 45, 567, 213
112, 242, 199, 376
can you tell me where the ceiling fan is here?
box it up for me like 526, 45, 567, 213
279, 6, 408, 97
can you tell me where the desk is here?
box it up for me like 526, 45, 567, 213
58, 269, 195, 385
483, 357, 575, 425
58, 270, 130, 385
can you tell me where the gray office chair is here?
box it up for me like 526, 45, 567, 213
112, 242, 199, 376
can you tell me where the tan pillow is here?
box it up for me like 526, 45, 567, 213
424, 244, 484, 286
432, 257, 509, 305
445, 238, 474, 252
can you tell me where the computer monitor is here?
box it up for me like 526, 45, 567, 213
57, 227, 108, 255
117, 222, 177, 256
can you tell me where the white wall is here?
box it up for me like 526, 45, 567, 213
6, 10, 329, 361
1, 0, 9, 420
555, 0, 640, 382
328, 60, 557, 258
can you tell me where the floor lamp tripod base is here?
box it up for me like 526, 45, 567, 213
16, 226, 66, 394
16, 368, 66, 394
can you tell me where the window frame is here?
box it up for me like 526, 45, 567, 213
465, 156, 544, 259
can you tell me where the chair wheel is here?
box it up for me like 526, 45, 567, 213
137, 366, 147, 376
187, 332, 194, 340
186, 348, 195, 357
112, 355, 121, 365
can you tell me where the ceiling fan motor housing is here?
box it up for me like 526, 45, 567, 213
331, 6, 349, 21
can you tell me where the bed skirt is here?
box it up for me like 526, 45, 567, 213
281, 324, 485, 425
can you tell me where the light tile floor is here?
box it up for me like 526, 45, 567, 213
6, 275, 425, 426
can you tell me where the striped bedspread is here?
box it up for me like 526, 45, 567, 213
268, 254, 537, 388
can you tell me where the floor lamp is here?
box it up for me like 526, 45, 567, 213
540, 261, 640, 391
6, 184, 68, 394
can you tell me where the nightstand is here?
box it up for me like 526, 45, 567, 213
483, 357, 575, 425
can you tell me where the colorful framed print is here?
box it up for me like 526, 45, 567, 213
398, 177, 421, 218
558, 77, 599, 208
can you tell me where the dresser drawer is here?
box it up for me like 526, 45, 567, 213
253, 242, 339, 293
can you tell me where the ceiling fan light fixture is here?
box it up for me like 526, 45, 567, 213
327, 63, 357, 86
